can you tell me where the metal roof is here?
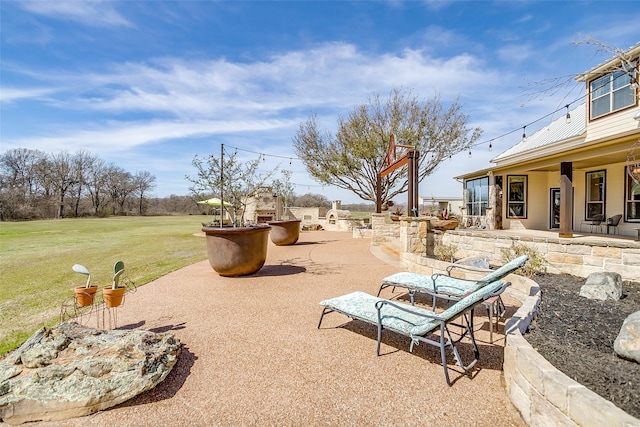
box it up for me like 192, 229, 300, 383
491, 103, 586, 163
575, 42, 640, 82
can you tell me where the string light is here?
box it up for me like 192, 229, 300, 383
228, 69, 630, 164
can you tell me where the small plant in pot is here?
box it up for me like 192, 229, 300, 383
102, 261, 126, 308
390, 207, 403, 221
72, 264, 97, 307
188, 145, 278, 276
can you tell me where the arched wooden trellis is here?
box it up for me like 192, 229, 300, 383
377, 134, 420, 216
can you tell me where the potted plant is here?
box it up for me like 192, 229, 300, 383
72, 264, 97, 307
268, 170, 302, 245
188, 145, 278, 276
390, 207, 403, 221
430, 209, 460, 230
102, 261, 126, 308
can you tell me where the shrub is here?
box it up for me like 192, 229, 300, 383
500, 242, 546, 277
434, 243, 458, 263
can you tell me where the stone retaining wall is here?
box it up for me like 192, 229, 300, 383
441, 230, 640, 281
503, 278, 640, 427
370, 213, 401, 245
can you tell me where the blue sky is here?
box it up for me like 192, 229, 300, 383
1, 1, 639, 203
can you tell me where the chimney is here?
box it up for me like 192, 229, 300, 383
332, 200, 342, 210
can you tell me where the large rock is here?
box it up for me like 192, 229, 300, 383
455, 256, 490, 269
614, 311, 640, 363
579, 272, 622, 301
0, 322, 181, 425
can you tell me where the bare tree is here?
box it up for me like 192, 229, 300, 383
48, 151, 74, 218
187, 150, 278, 225
70, 150, 96, 217
0, 148, 48, 219
105, 166, 134, 215
293, 88, 482, 205
133, 170, 156, 215
86, 158, 109, 215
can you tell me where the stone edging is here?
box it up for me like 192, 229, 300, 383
503, 278, 640, 427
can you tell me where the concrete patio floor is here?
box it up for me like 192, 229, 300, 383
42, 231, 525, 426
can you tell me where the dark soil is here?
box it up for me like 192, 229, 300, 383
524, 273, 640, 419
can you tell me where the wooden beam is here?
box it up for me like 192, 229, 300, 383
379, 155, 408, 177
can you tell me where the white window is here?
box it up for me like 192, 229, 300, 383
590, 65, 637, 119
585, 170, 606, 219
465, 177, 488, 216
507, 176, 527, 218
625, 167, 640, 222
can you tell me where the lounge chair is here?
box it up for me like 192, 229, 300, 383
376, 255, 528, 308
318, 279, 511, 386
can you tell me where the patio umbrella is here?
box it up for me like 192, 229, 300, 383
197, 197, 231, 206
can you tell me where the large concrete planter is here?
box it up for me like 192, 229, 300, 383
202, 225, 271, 276
267, 219, 302, 246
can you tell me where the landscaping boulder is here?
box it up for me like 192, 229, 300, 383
614, 311, 640, 364
0, 322, 181, 425
579, 272, 622, 301
455, 256, 490, 269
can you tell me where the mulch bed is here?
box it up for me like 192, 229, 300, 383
524, 273, 640, 419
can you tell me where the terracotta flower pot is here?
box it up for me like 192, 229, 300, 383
202, 225, 271, 277
74, 286, 98, 307
103, 287, 126, 308
267, 219, 302, 246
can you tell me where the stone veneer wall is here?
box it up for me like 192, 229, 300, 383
370, 215, 640, 281
398, 253, 640, 426
370, 213, 401, 246
441, 230, 640, 282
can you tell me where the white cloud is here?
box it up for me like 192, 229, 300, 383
30, 43, 503, 123
18, 0, 130, 27
0, 87, 58, 103
2, 118, 297, 156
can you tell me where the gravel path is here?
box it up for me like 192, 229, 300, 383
38, 231, 524, 426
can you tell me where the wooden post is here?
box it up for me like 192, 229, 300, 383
559, 162, 573, 238
407, 150, 414, 216
376, 175, 382, 213
413, 150, 420, 216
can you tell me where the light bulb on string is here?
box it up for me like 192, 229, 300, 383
468, 149, 472, 158
489, 140, 493, 152
522, 126, 527, 142
565, 105, 571, 124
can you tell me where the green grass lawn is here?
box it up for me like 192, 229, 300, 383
0, 216, 209, 355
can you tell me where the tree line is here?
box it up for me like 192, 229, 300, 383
0, 148, 370, 221
0, 148, 156, 220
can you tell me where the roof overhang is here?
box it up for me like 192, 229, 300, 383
576, 43, 640, 82
455, 130, 640, 180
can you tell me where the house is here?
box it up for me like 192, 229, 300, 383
420, 196, 464, 217
242, 186, 283, 224
457, 43, 640, 237
287, 206, 327, 229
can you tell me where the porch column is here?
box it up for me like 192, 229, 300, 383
559, 162, 573, 238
